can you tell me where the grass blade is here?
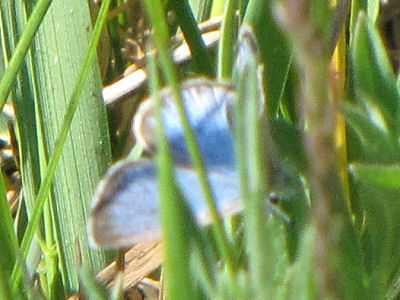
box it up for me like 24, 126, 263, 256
148, 52, 196, 299
144, 0, 238, 281
0, 0, 52, 107
170, 0, 214, 76
10, 0, 113, 291
0, 171, 18, 280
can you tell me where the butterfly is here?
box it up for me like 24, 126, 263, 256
89, 25, 263, 249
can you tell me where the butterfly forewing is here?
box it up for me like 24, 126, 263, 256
133, 79, 237, 169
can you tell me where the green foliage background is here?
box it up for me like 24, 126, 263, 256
1, 0, 400, 299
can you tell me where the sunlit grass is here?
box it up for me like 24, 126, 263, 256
2, 0, 400, 299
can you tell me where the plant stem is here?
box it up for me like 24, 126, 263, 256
276, 1, 349, 298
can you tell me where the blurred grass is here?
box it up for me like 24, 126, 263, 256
148, 50, 196, 300
1, 0, 47, 281
0, 170, 17, 299
3, 0, 400, 299
216, 0, 238, 79
1, 0, 113, 297
28, 0, 113, 291
234, 38, 272, 299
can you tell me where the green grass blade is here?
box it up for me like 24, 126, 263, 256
31, 0, 113, 290
0, 260, 13, 300
0, 175, 18, 299
282, 225, 318, 299
242, 70, 271, 300
144, 0, 238, 280
217, 0, 238, 79
10, 0, 113, 291
210, 0, 225, 17
343, 102, 396, 161
170, 0, 214, 76
1, 1, 49, 291
0, 0, 52, 107
352, 12, 400, 135
244, 0, 291, 116
1, 0, 44, 219
79, 265, 108, 300
0, 171, 18, 277
367, 0, 380, 23
349, 163, 400, 189
234, 42, 274, 298
188, 0, 213, 21
147, 52, 196, 299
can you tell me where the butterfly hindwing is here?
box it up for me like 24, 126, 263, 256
89, 160, 161, 248
89, 160, 242, 248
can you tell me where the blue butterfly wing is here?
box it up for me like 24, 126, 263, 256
89, 160, 242, 248
133, 79, 237, 170
90, 79, 241, 248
